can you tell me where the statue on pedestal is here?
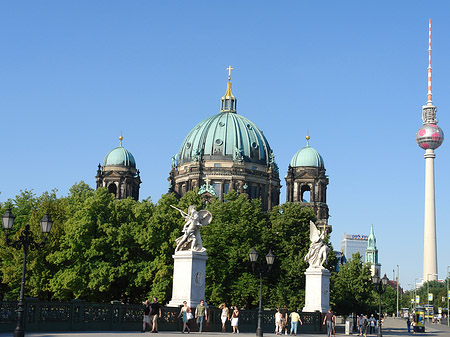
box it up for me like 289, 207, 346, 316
171, 205, 212, 253
304, 220, 329, 269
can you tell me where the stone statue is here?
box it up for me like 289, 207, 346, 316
171, 205, 212, 253
304, 221, 329, 269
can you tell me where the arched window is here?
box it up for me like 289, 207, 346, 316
301, 185, 311, 202
108, 183, 117, 197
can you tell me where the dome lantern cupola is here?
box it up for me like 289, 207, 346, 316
220, 66, 237, 113
285, 134, 330, 233
169, 67, 281, 211
96, 135, 141, 201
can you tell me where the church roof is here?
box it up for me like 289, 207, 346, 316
177, 70, 275, 167
103, 136, 136, 168
290, 136, 324, 168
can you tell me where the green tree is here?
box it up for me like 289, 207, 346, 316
201, 191, 266, 307
265, 202, 315, 309
331, 253, 375, 315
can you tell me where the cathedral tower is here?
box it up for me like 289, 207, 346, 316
285, 135, 330, 233
415, 20, 444, 282
168, 67, 280, 210
96, 135, 141, 201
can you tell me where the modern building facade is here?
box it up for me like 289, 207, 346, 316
96, 135, 141, 201
340, 234, 368, 261
168, 69, 281, 210
415, 20, 444, 282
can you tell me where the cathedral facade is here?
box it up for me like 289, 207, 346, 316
96, 136, 141, 201
168, 70, 280, 211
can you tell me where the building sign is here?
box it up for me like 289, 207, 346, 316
351, 234, 368, 240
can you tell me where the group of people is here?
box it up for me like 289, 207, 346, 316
218, 303, 240, 333
178, 299, 209, 333
274, 306, 303, 336
356, 314, 377, 337
142, 297, 162, 333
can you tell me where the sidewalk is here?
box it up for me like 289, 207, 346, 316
1, 318, 449, 337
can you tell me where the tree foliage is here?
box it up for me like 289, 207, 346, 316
331, 253, 375, 315
0, 183, 377, 313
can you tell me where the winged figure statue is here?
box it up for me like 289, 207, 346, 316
171, 205, 212, 252
304, 221, 329, 269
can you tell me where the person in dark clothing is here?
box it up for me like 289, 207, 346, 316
142, 300, 151, 332
150, 297, 162, 333
323, 309, 334, 337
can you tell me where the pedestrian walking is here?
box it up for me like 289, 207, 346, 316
231, 306, 239, 334
150, 297, 162, 333
357, 314, 364, 335
406, 316, 411, 333
362, 315, 369, 337
322, 308, 333, 337
332, 311, 336, 337
275, 308, 283, 335
219, 303, 229, 333
289, 309, 302, 336
177, 301, 191, 333
368, 314, 376, 334
281, 305, 289, 336
195, 299, 208, 333
142, 300, 152, 332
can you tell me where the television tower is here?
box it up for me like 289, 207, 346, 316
415, 19, 444, 282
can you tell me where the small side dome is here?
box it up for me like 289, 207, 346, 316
290, 135, 324, 168
103, 136, 136, 168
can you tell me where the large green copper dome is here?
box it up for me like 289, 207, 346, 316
178, 112, 273, 166
104, 136, 136, 168
177, 75, 274, 166
290, 138, 324, 168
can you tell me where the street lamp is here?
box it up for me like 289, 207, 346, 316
2, 207, 53, 337
249, 248, 275, 337
372, 273, 388, 337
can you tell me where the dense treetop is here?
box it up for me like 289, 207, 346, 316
0, 183, 404, 315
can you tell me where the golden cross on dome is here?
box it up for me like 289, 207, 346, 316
226, 65, 234, 80
204, 177, 211, 188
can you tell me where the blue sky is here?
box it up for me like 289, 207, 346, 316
1, 1, 450, 293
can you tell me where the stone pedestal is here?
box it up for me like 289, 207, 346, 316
168, 250, 208, 308
302, 267, 330, 313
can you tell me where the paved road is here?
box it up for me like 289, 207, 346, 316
1, 318, 449, 337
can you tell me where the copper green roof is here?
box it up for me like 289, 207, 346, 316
290, 145, 324, 168
178, 111, 273, 166
104, 146, 136, 168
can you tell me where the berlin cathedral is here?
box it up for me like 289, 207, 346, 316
95, 68, 331, 232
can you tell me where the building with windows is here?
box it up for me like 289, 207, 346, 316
167, 69, 281, 210
96, 135, 141, 201
285, 135, 330, 233
365, 224, 381, 276
340, 234, 368, 261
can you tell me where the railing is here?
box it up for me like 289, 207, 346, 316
0, 300, 324, 333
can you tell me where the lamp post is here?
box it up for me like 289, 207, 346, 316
249, 247, 275, 337
2, 207, 53, 337
372, 274, 388, 337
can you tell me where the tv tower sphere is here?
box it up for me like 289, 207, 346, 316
416, 123, 444, 150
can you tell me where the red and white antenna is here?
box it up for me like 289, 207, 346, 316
427, 19, 433, 105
